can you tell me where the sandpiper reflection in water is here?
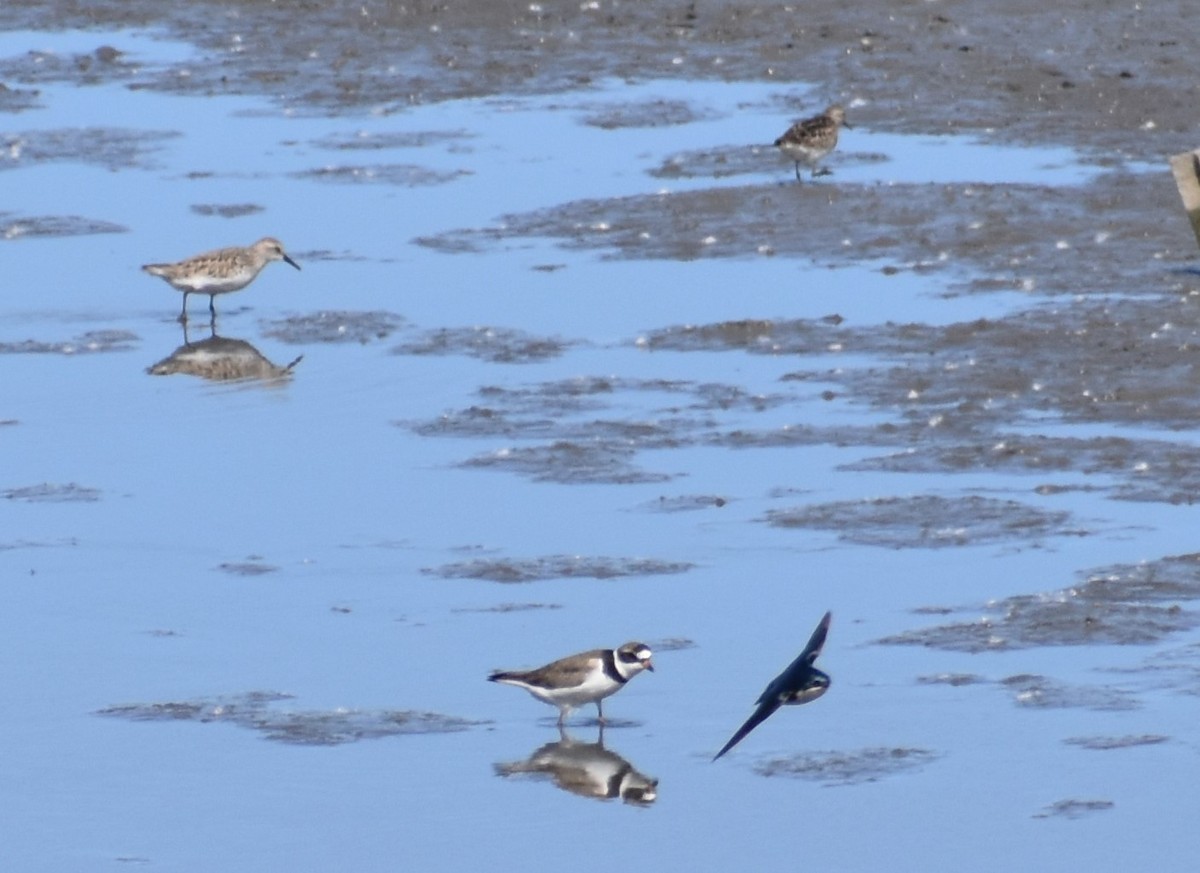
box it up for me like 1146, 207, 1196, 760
147, 322, 303, 382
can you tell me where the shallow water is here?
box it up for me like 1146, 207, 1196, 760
2, 25, 1198, 873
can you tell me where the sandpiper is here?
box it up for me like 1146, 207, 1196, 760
775, 105, 849, 181
489, 642, 654, 726
142, 237, 301, 322
713, 611, 831, 760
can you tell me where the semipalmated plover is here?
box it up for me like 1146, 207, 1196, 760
713, 611, 831, 760
774, 105, 849, 181
489, 642, 654, 725
143, 237, 301, 322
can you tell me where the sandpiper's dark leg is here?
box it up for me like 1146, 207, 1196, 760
178, 291, 190, 323
794, 162, 802, 182
557, 709, 566, 727
209, 294, 218, 318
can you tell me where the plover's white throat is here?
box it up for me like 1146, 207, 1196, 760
774, 105, 849, 181
489, 642, 654, 726
142, 237, 301, 322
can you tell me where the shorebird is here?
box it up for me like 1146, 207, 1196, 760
775, 105, 849, 181
489, 642, 654, 726
142, 237, 300, 322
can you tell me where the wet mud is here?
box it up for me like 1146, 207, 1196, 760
879, 552, 1200, 652
424, 554, 694, 584
754, 746, 939, 786
190, 203, 265, 219
6, 1, 1200, 854
1033, 799, 1115, 820
2, 482, 101, 503
1062, 734, 1168, 751
215, 560, 279, 577
291, 163, 468, 187
261, 311, 405, 345
1, 213, 126, 239
96, 692, 487, 746
765, 494, 1078, 549
393, 326, 572, 364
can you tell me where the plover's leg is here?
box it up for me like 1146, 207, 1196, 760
557, 708, 566, 727
596, 699, 606, 725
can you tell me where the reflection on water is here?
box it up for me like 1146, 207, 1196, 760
146, 323, 302, 382
495, 727, 658, 807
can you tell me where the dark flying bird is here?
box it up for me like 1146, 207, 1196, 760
712, 611, 831, 761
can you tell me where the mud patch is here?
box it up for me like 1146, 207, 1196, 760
1063, 734, 1169, 751
580, 97, 712, 129
423, 175, 1177, 305
312, 130, 473, 151
915, 673, 987, 687
393, 326, 572, 364
2, 482, 101, 503
0, 329, 137, 354
0, 214, 127, 239
424, 554, 694, 584
1033, 799, 1115, 820
648, 637, 696, 652
190, 203, 265, 219
765, 494, 1077, 549
1, 127, 177, 171
461, 441, 675, 485
291, 163, 468, 186
649, 144, 888, 181
754, 747, 939, 786
261, 311, 405, 345
0, 536, 78, 550
452, 602, 564, 614
650, 145, 783, 181
215, 561, 278, 577
96, 691, 486, 745
878, 552, 1200, 652
635, 494, 728, 513
1003, 674, 1139, 712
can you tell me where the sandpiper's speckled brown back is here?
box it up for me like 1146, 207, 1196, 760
142, 237, 299, 295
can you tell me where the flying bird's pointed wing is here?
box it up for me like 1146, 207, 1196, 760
712, 698, 782, 761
